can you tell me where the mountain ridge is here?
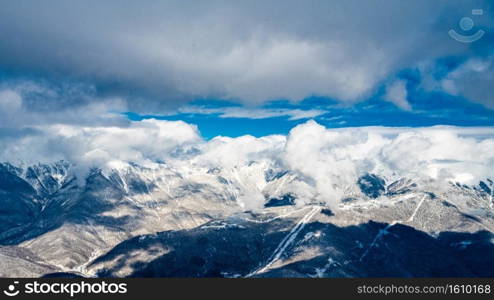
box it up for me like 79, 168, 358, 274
0, 160, 493, 277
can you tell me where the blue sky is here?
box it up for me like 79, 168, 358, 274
126, 93, 494, 139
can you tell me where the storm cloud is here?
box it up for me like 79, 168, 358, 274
0, 0, 492, 119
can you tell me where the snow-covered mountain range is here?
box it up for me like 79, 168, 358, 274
0, 156, 493, 277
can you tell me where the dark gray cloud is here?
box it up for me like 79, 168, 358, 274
441, 56, 494, 109
0, 0, 493, 118
0, 80, 129, 130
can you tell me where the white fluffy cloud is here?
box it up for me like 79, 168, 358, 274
193, 135, 285, 169
2, 119, 494, 209
284, 121, 390, 206
0, 120, 201, 184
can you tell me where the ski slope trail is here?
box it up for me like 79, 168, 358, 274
407, 194, 427, 222
245, 206, 321, 277
359, 194, 427, 262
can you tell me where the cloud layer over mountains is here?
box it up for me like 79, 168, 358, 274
1, 119, 493, 208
